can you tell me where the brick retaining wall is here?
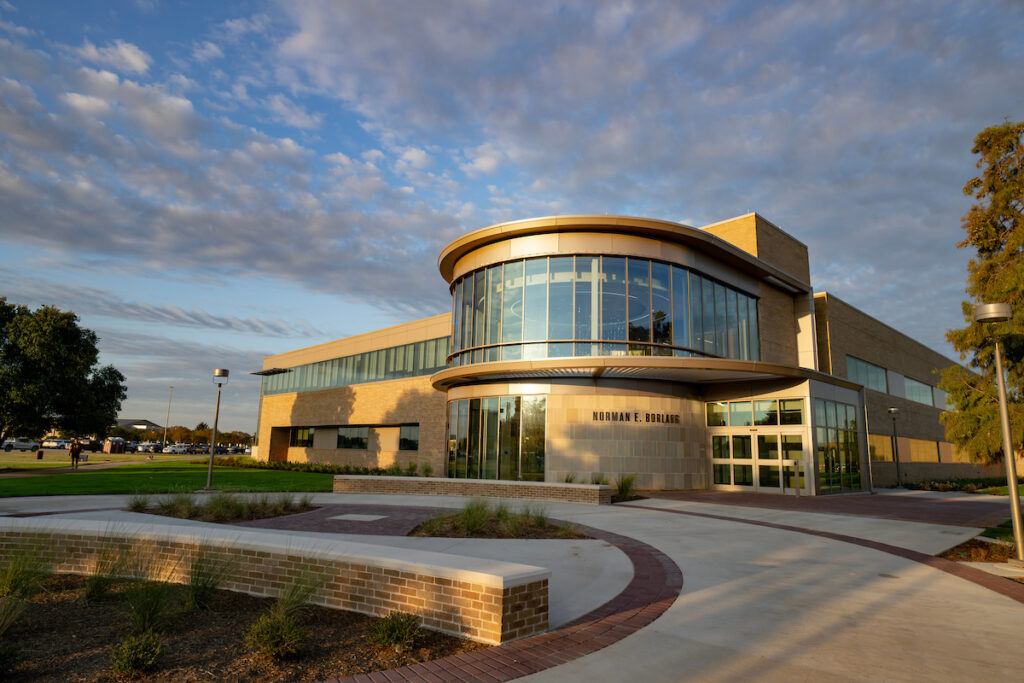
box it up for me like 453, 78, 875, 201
0, 519, 548, 644
333, 475, 613, 505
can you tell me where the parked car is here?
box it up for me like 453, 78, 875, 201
137, 442, 162, 453
41, 438, 68, 449
3, 437, 40, 452
162, 444, 189, 454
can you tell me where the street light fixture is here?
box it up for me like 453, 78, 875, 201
162, 386, 174, 450
887, 407, 902, 487
206, 369, 229, 491
973, 303, 1023, 562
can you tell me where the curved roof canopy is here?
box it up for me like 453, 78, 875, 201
437, 214, 810, 292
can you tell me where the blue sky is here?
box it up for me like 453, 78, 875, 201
1, 0, 1021, 431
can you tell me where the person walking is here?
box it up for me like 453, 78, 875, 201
69, 439, 81, 470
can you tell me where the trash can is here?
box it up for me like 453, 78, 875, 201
36, 449, 43, 460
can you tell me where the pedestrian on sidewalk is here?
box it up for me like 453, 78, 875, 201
69, 439, 81, 470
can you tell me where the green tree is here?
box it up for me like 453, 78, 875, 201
940, 120, 1024, 462
0, 298, 127, 442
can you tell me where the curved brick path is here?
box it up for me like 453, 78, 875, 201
320, 521, 683, 683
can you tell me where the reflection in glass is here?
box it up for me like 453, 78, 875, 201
757, 434, 779, 460
627, 258, 651, 343
701, 275, 715, 354
712, 435, 729, 459
498, 396, 520, 480
780, 398, 803, 425
753, 400, 778, 425
714, 463, 731, 484
523, 258, 547, 341
602, 257, 627, 341
575, 257, 599, 355
456, 400, 468, 478
706, 402, 728, 427
672, 266, 688, 349
759, 465, 780, 488
549, 257, 574, 341
729, 401, 753, 427
482, 398, 499, 478
733, 464, 753, 485
473, 270, 486, 350
520, 396, 546, 481
467, 399, 481, 478
502, 261, 524, 343
651, 261, 671, 348
732, 435, 752, 459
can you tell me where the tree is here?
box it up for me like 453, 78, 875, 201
0, 298, 127, 442
940, 120, 1024, 462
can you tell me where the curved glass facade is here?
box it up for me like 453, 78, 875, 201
449, 255, 759, 365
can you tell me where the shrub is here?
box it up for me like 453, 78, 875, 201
186, 546, 233, 611
126, 493, 150, 513
590, 473, 608, 486
615, 474, 637, 501
404, 462, 418, 476
125, 581, 177, 633
372, 612, 421, 652
384, 462, 404, 476
562, 472, 577, 483
205, 492, 246, 522
275, 573, 322, 617
421, 463, 433, 477
155, 491, 197, 518
0, 551, 49, 599
460, 499, 492, 535
85, 543, 129, 601
521, 504, 548, 527
245, 610, 304, 659
110, 630, 162, 678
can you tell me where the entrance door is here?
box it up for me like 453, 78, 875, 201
754, 433, 808, 494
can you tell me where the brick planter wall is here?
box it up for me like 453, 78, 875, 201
0, 519, 548, 644
333, 475, 613, 505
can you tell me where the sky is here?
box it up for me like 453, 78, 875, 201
1, 1, 1021, 433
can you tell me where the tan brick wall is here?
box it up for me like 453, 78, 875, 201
333, 475, 613, 505
0, 527, 547, 644
758, 283, 799, 366
545, 391, 706, 491
257, 375, 447, 473
700, 213, 811, 286
814, 292, 957, 443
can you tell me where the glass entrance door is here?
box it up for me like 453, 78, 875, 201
711, 431, 808, 494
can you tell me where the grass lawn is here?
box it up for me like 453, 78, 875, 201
0, 451, 182, 471
980, 519, 1016, 542
0, 461, 332, 497
976, 484, 1024, 496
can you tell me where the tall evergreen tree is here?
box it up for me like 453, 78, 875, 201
940, 120, 1024, 462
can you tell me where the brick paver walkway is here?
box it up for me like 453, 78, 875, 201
648, 489, 1011, 528
236, 503, 441, 536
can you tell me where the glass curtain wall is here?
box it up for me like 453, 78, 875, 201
814, 399, 861, 494
446, 395, 546, 481
449, 255, 760, 365
262, 336, 450, 396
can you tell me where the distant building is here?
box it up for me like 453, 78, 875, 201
253, 213, 1017, 494
115, 419, 163, 431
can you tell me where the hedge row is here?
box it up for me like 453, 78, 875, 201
198, 456, 433, 477
900, 476, 1018, 493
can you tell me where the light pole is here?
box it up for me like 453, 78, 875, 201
206, 369, 229, 491
888, 407, 901, 487
974, 303, 1023, 562
162, 385, 174, 449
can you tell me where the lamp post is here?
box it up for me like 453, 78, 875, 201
206, 369, 229, 491
974, 303, 1023, 562
888, 407, 902, 487
162, 386, 173, 449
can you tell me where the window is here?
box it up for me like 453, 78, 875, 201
706, 402, 728, 426
446, 394, 544, 481
779, 399, 804, 425
846, 356, 888, 393
399, 424, 419, 451
337, 426, 369, 449
904, 377, 934, 406
813, 398, 861, 494
289, 427, 314, 447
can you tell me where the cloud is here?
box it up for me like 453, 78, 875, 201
76, 39, 152, 74
0, 271, 324, 337
266, 93, 322, 129
192, 40, 223, 63
459, 142, 502, 176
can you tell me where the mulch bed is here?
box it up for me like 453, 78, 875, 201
940, 538, 1016, 563
5, 574, 483, 681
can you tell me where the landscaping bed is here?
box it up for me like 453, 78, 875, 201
410, 499, 589, 539
127, 491, 317, 523
940, 538, 1016, 563
4, 574, 481, 681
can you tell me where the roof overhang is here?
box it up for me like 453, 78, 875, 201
437, 214, 811, 293
430, 356, 860, 391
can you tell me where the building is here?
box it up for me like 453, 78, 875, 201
114, 418, 163, 431
254, 213, 978, 495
